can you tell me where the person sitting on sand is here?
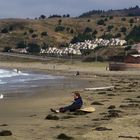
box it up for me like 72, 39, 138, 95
51, 91, 83, 113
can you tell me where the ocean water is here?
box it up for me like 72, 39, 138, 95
0, 69, 64, 95
0, 69, 88, 98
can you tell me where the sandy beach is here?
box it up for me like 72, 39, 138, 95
0, 61, 140, 140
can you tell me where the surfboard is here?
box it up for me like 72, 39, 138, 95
79, 106, 96, 113
84, 86, 114, 91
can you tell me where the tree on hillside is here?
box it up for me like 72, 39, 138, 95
126, 25, 140, 42
109, 16, 114, 19
29, 29, 34, 34
1, 28, 9, 33
41, 31, 48, 37
129, 18, 134, 23
70, 33, 93, 44
27, 43, 41, 54
114, 33, 121, 38
39, 15, 46, 19
48, 15, 61, 18
58, 19, 62, 25
3, 47, 12, 52
55, 25, 65, 32
92, 30, 98, 35
16, 41, 27, 49
97, 19, 105, 25
63, 14, 70, 18
121, 17, 126, 21
32, 34, 38, 38
70, 29, 74, 34
101, 33, 113, 40
41, 42, 49, 49
120, 27, 127, 33
84, 27, 93, 34
107, 25, 114, 31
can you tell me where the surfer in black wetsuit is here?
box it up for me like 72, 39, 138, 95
51, 91, 83, 113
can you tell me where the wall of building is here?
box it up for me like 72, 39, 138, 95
109, 63, 140, 71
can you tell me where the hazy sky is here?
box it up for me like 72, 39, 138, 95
0, 0, 140, 18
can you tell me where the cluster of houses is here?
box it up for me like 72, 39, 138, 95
11, 38, 127, 56
40, 38, 127, 56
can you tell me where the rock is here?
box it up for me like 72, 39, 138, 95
120, 103, 139, 108
91, 102, 104, 105
105, 109, 121, 118
61, 116, 75, 119
57, 133, 73, 140
0, 130, 12, 136
107, 94, 115, 96
95, 127, 112, 131
73, 111, 87, 115
97, 92, 106, 95
45, 114, 59, 120
108, 105, 116, 109
137, 96, 140, 98
0, 124, 8, 126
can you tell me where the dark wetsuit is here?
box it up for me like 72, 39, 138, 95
59, 97, 83, 112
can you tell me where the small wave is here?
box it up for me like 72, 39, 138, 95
0, 80, 6, 85
0, 69, 29, 78
0, 69, 64, 87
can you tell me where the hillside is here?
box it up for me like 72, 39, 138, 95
0, 15, 140, 52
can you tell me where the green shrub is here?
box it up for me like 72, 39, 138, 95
16, 41, 27, 49
55, 25, 65, 32
97, 19, 105, 25
3, 47, 12, 52
1, 28, 9, 33
27, 43, 40, 54
41, 31, 48, 36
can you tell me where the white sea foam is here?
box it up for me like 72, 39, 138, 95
0, 69, 64, 85
0, 69, 29, 78
0, 79, 6, 84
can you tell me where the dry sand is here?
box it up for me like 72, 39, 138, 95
0, 61, 140, 140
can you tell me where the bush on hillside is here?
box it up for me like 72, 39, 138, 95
129, 18, 134, 23
126, 25, 140, 42
84, 27, 93, 33
32, 34, 38, 38
55, 25, 65, 32
41, 32, 48, 37
3, 47, 12, 52
16, 41, 27, 49
101, 34, 113, 40
39, 15, 46, 19
97, 19, 105, 25
27, 43, 41, 54
120, 27, 127, 33
107, 25, 114, 31
41, 42, 49, 49
121, 17, 126, 21
114, 33, 121, 38
1, 28, 9, 33
70, 34, 93, 44
29, 29, 34, 34
109, 16, 114, 19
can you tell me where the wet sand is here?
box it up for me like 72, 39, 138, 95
0, 61, 140, 140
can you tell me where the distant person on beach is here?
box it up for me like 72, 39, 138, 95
75, 71, 80, 76
51, 91, 83, 113
16, 68, 19, 73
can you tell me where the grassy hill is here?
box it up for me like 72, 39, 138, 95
0, 15, 140, 52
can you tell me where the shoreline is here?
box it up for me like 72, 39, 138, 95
0, 61, 140, 140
